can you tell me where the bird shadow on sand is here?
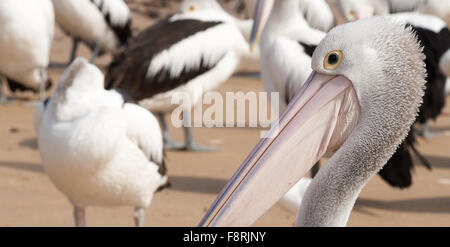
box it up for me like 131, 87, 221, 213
423, 155, 450, 169
354, 197, 450, 214
0, 161, 44, 173
19, 138, 38, 150
168, 176, 228, 194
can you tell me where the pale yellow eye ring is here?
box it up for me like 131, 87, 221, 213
324, 50, 343, 70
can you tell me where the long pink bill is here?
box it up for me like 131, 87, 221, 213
199, 72, 360, 226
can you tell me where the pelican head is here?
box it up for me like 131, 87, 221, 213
53, 58, 104, 101
199, 16, 426, 226
51, 57, 114, 122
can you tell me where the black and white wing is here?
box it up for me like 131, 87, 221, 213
106, 18, 240, 101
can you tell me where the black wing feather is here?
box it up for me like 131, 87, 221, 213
378, 128, 431, 189
376, 24, 449, 189
411, 25, 449, 123
90, 0, 132, 46
298, 42, 317, 57
105, 19, 223, 101
5, 78, 52, 93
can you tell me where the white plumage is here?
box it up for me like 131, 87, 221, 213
257, 0, 325, 112
278, 178, 312, 214
139, 23, 249, 113
447, 79, 450, 95
417, 0, 450, 28
51, 0, 131, 62
246, 0, 334, 32
38, 58, 167, 226
298, 0, 335, 32
338, 0, 450, 28
0, 0, 54, 99
176, 1, 257, 57
199, 16, 427, 227
389, 12, 450, 78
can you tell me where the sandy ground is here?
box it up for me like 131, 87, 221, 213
0, 1, 450, 227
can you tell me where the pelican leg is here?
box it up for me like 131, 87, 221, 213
39, 81, 45, 101
49, 38, 79, 68
0, 78, 14, 104
90, 40, 101, 64
24, 69, 48, 107
182, 110, 216, 152
0, 78, 6, 104
73, 206, 86, 227
69, 38, 79, 64
39, 68, 47, 101
133, 207, 145, 227
158, 113, 184, 150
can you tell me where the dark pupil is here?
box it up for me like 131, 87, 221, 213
328, 53, 339, 65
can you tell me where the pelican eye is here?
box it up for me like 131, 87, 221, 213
324, 50, 343, 70
188, 5, 197, 12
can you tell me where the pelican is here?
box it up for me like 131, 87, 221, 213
51, 0, 132, 64
337, 2, 450, 80
38, 58, 169, 227
253, 0, 325, 176
330, 10, 448, 184
255, 0, 325, 113
245, 0, 334, 32
0, 0, 54, 103
199, 7, 426, 227
106, 0, 256, 152
338, 0, 450, 28
254, 0, 428, 187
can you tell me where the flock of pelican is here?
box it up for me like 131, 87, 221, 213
0, 0, 449, 227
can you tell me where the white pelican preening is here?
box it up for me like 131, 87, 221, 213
199, 11, 426, 227
0, 0, 54, 102
51, 0, 132, 64
38, 58, 169, 227
106, 0, 255, 152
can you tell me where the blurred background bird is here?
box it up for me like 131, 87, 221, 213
51, 0, 132, 65
0, 0, 449, 227
38, 58, 169, 227
106, 0, 258, 152
0, 0, 54, 103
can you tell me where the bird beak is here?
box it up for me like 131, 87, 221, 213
249, 0, 274, 52
199, 72, 360, 226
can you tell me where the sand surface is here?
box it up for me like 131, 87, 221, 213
0, 0, 449, 227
